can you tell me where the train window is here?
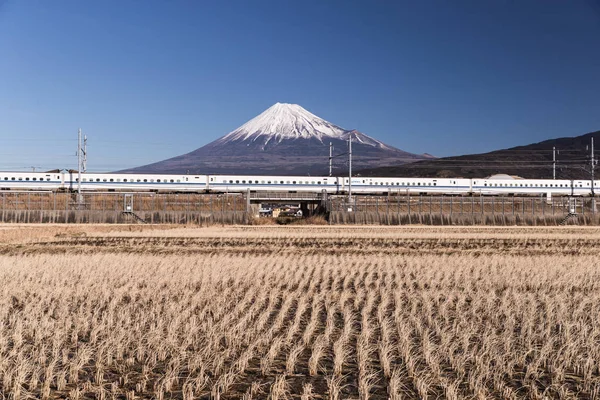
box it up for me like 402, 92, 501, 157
293, 181, 296, 184
170, 179, 174, 183
142, 179, 147, 182
177, 180, 180, 183
255, 181, 259, 184
74, 178, 78, 182
286, 181, 290, 184
156, 179, 160, 182
433, 183, 436, 186
110, 179, 114, 182
280, 181, 284, 184
33, 178, 37, 181
268, 181, 272, 184
47, 178, 50, 181
25, 177, 29, 181
242, 180, 246, 184
261, 181, 265, 184
236, 180, 239, 184
123, 179, 128, 182
484, 183, 487, 186
18, 178, 22, 181
97, 179, 101, 182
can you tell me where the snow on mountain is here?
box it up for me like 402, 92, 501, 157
216, 103, 390, 149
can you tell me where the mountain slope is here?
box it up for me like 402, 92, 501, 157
123, 103, 430, 175
358, 130, 600, 179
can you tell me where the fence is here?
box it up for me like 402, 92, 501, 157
0, 192, 248, 224
1, 191, 598, 225
328, 194, 600, 225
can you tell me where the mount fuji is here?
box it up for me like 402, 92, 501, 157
123, 103, 432, 175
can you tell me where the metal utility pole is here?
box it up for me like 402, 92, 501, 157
592, 137, 596, 210
82, 134, 87, 173
329, 142, 333, 177
553, 146, 556, 180
348, 133, 352, 200
77, 129, 82, 197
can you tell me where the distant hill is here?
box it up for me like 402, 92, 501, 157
121, 103, 431, 175
358, 130, 600, 180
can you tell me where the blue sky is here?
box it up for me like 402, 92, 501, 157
1, 0, 600, 171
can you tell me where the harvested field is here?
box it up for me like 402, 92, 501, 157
1, 225, 600, 399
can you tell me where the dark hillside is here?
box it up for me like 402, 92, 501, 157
358, 130, 600, 179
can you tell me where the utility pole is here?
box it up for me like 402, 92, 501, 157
553, 146, 556, 180
348, 133, 352, 201
329, 142, 333, 177
592, 137, 596, 211
77, 129, 83, 204
82, 134, 87, 173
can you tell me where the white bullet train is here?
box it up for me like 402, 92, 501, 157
0, 171, 597, 196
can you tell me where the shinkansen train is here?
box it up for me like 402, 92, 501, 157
0, 171, 598, 196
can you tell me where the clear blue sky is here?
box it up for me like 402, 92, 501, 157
1, 0, 600, 172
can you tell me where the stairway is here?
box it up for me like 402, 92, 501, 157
122, 211, 147, 224
559, 212, 578, 226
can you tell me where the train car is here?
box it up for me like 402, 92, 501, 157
472, 178, 573, 196
338, 177, 472, 195
207, 175, 336, 193
68, 172, 208, 192
0, 172, 63, 191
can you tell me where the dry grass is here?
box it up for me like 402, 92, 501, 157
1, 225, 600, 398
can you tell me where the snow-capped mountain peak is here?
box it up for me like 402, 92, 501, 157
216, 103, 389, 148
122, 102, 430, 175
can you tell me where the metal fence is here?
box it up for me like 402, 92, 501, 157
0, 192, 248, 224
1, 191, 598, 225
330, 194, 596, 216
0, 192, 247, 212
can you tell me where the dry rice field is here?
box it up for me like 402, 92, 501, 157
1, 224, 600, 399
